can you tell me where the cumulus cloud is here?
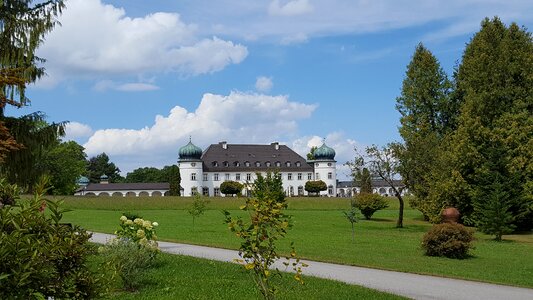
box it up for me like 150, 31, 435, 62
36, 0, 248, 86
255, 76, 273, 92
83, 91, 317, 159
268, 0, 314, 16
64, 122, 93, 141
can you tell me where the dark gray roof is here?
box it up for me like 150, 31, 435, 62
201, 142, 313, 172
337, 179, 404, 188
80, 182, 170, 192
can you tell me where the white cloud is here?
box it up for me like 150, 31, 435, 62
64, 122, 93, 140
83, 91, 317, 159
268, 0, 314, 16
255, 76, 273, 92
37, 0, 248, 86
280, 33, 308, 45
93, 80, 159, 92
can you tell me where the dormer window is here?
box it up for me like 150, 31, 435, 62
234, 161, 240, 167
223, 161, 229, 167
245, 161, 250, 167
286, 162, 291, 167
265, 161, 271, 167
255, 162, 261, 167
213, 161, 218, 167
295, 162, 301, 167
275, 161, 281, 167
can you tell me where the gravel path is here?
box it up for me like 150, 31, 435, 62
90, 232, 533, 300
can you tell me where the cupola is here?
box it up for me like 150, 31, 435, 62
179, 138, 202, 160
313, 143, 336, 160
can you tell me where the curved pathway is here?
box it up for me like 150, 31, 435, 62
90, 232, 533, 300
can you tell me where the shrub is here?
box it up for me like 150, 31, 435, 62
0, 178, 103, 299
100, 238, 157, 291
220, 180, 243, 196
116, 215, 159, 252
352, 193, 389, 220
188, 194, 209, 230
305, 180, 327, 196
422, 223, 474, 259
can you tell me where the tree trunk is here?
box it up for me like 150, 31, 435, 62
396, 193, 404, 228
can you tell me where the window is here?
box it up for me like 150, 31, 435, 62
328, 185, 333, 196
275, 161, 281, 167
297, 173, 302, 180
191, 162, 196, 167
255, 162, 261, 167
202, 187, 209, 196
246, 173, 252, 181
316, 173, 320, 180
327, 162, 332, 167
265, 161, 271, 167
307, 173, 312, 180
214, 188, 220, 197
191, 187, 198, 195
191, 173, 197, 181
234, 161, 240, 167
296, 162, 301, 167
212, 161, 218, 167
225, 173, 230, 181
236, 173, 241, 181
315, 163, 319, 167
286, 162, 291, 167
289, 186, 294, 196
298, 186, 304, 196
223, 161, 229, 167
328, 172, 332, 179
214, 173, 219, 181
203, 173, 208, 181
245, 161, 250, 167
287, 173, 293, 180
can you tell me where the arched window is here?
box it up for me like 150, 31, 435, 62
245, 161, 250, 167
255, 161, 261, 167
298, 186, 304, 196
265, 161, 271, 167
223, 161, 229, 167
275, 161, 281, 167
212, 161, 218, 167
328, 185, 334, 196
234, 161, 240, 167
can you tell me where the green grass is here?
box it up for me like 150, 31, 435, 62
95, 251, 405, 299
58, 196, 533, 288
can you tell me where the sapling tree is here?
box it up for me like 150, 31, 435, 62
224, 172, 306, 299
188, 194, 209, 230
343, 205, 359, 243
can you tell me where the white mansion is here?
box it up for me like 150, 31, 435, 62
75, 140, 407, 197
179, 140, 337, 197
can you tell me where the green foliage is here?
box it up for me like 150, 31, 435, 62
347, 145, 406, 227
116, 215, 159, 252
357, 168, 373, 194
125, 167, 165, 183
220, 180, 244, 196
99, 238, 158, 291
223, 172, 306, 299
306, 146, 317, 160
39, 140, 87, 195
86, 152, 123, 183
473, 178, 517, 241
422, 223, 474, 259
343, 206, 359, 242
353, 193, 389, 220
304, 180, 327, 196
164, 165, 181, 196
0, 177, 102, 299
188, 195, 209, 230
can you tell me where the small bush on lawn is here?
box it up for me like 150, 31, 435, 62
352, 193, 389, 220
116, 215, 159, 251
100, 238, 158, 291
422, 223, 474, 259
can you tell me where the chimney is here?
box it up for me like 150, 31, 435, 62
271, 142, 279, 150
220, 141, 227, 149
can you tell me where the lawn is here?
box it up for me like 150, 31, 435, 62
94, 251, 405, 300
58, 196, 533, 288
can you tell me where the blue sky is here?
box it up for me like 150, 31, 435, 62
8, 0, 532, 177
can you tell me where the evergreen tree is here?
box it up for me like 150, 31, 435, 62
163, 165, 181, 196
86, 153, 122, 183
357, 168, 372, 194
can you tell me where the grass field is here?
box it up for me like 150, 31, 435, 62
57, 196, 533, 288
96, 251, 405, 300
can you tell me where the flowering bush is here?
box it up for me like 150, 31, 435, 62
115, 215, 159, 252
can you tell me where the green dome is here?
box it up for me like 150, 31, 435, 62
314, 143, 336, 160
100, 174, 108, 180
77, 176, 89, 184
179, 140, 202, 160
